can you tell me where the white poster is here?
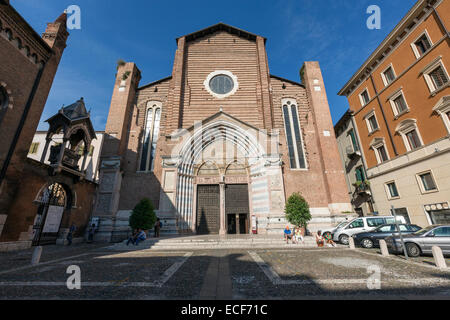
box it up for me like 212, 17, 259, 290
43, 206, 64, 233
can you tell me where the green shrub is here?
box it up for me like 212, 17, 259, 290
129, 198, 156, 231
285, 193, 312, 228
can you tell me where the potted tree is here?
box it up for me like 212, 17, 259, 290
285, 193, 312, 236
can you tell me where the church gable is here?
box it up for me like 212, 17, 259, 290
181, 31, 263, 129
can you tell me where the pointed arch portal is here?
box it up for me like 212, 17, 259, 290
170, 120, 282, 235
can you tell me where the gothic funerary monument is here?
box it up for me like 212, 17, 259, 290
94, 23, 351, 241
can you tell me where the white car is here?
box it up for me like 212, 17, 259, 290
320, 220, 352, 240
333, 216, 407, 245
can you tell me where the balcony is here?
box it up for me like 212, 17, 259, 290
49, 145, 81, 171
353, 180, 371, 195
346, 145, 361, 159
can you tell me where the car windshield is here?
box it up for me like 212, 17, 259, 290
335, 221, 348, 229
412, 226, 434, 236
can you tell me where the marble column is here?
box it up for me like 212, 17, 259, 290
219, 182, 226, 235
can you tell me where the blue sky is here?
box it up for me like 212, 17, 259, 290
12, 0, 416, 131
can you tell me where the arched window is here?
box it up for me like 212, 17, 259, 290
0, 85, 9, 125
140, 102, 161, 172
282, 99, 306, 169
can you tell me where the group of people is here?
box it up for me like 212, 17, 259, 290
66, 223, 96, 245
283, 226, 336, 247
126, 218, 163, 246
283, 226, 305, 244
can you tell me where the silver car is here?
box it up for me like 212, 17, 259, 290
385, 225, 450, 257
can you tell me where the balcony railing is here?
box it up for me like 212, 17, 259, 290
346, 145, 361, 159
353, 180, 371, 195
49, 145, 81, 171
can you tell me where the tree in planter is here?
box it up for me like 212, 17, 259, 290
129, 198, 157, 231
285, 193, 312, 231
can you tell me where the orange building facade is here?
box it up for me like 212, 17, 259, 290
339, 0, 450, 226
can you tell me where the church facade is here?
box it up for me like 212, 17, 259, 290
94, 23, 352, 241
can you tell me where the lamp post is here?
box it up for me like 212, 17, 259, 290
391, 205, 408, 260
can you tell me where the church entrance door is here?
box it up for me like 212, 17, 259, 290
225, 184, 249, 234
196, 185, 220, 234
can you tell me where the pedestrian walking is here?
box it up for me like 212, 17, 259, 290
67, 224, 76, 246
87, 223, 96, 243
154, 218, 161, 238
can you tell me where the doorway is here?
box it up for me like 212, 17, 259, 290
32, 183, 68, 246
196, 185, 220, 234
225, 184, 249, 234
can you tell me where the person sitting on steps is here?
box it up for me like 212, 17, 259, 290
315, 231, 325, 248
284, 226, 293, 244
134, 229, 147, 245
294, 226, 305, 245
323, 232, 337, 247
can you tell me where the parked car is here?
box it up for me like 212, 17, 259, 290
320, 220, 351, 240
353, 224, 422, 248
333, 216, 407, 245
385, 225, 450, 257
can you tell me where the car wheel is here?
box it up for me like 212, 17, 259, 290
339, 234, 349, 245
361, 238, 374, 249
406, 243, 421, 257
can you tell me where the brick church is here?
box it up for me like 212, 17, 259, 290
94, 23, 352, 241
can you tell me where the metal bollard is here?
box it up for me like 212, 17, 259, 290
432, 246, 447, 269
31, 246, 43, 265
379, 240, 389, 256
349, 237, 355, 249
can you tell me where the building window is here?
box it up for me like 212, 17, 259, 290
140, 103, 162, 172
392, 208, 411, 224
432, 96, 450, 134
359, 89, 370, 106
395, 119, 424, 152
348, 129, 359, 151
88, 145, 94, 157
376, 145, 389, 163
355, 166, 365, 182
389, 91, 409, 117
0, 85, 9, 125
429, 66, 449, 90
411, 32, 432, 58
422, 58, 449, 94
209, 75, 234, 95
386, 181, 399, 199
29, 142, 40, 155
427, 208, 450, 225
204, 70, 239, 99
381, 65, 396, 86
417, 171, 438, 193
282, 99, 307, 169
405, 129, 422, 150
364, 111, 379, 134
370, 137, 390, 164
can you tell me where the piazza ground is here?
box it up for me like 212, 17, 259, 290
0, 243, 449, 300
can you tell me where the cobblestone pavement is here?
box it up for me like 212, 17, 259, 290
0, 245, 449, 300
